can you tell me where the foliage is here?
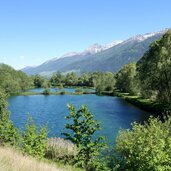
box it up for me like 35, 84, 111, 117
60, 89, 66, 95
75, 88, 83, 93
115, 116, 171, 171
33, 75, 48, 88
43, 88, 51, 95
0, 91, 20, 146
137, 29, 171, 103
93, 72, 115, 94
62, 104, 106, 171
22, 117, 47, 159
50, 71, 115, 94
0, 64, 33, 93
50, 72, 65, 86
115, 63, 139, 95
65, 72, 78, 86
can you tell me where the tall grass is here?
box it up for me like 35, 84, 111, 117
45, 138, 77, 163
0, 146, 81, 171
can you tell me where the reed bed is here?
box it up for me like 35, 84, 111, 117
45, 138, 77, 163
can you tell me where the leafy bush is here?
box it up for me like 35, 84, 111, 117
59, 83, 64, 89
22, 117, 47, 159
0, 91, 20, 146
0, 91, 48, 159
63, 104, 106, 171
115, 116, 171, 171
43, 88, 50, 95
45, 138, 77, 164
60, 89, 66, 95
0, 119, 20, 146
75, 88, 83, 93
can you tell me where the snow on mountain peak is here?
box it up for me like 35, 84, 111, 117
45, 28, 169, 63
123, 29, 169, 43
104, 40, 123, 49
61, 52, 80, 58
83, 41, 123, 54
84, 43, 104, 54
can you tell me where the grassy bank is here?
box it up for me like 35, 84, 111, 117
112, 91, 168, 114
11, 91, 95, 96
11, 89, 168, 115
0, 146, 83, 171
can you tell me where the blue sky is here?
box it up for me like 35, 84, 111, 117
0, 0, 170, 69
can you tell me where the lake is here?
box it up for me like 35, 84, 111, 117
8, 90, 151, 145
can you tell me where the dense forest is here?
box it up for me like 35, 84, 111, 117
0, 30, 171, 170
0, 64, 33, 93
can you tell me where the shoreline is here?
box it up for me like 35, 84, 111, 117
101, 91, 167, 115
10, 91, 96, 96
10, 88, 169, 115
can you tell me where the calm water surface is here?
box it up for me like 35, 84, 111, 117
8, 91, 151, 144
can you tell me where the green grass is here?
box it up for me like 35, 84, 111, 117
114, 91, 165, 114
11, 91, 95, 96
10, 92, 40, 96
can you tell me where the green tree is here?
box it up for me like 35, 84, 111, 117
0, 91, 20, 146
137, 29, 171, 103
65, 72, 78, 86
115, 116, 171, 171
104, 72, 116, 91
62, 104, 106, 170
115, 63, 139, 95
33, 75, 46, 88
93, 72, 115, 94
50, 71, 65, 86
43, 88, 51, 95
0, 64, 33, 93
22, 117, 47, 159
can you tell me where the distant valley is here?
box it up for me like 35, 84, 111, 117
21, 29, 168, 76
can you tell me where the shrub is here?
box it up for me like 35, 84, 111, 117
43, 88, 50, 95
60, 89, 66, 95
75, 88, 83, 93
115, 116, 171, 171
0, 91, 20, 146
0, 119, 20, 146
22, 117, 47, 159
59, 83, 64, 89
62, 104, 106, 171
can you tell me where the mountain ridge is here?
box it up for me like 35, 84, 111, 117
21, 29, 169, 76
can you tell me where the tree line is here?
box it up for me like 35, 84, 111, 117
0, 64, 33, 93
40, 29, 171, 106
115, 29, 171, 106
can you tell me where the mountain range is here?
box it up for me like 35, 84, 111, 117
21, 29, 168, 76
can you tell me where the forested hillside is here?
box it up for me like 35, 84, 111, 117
0, 64, 33, 93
